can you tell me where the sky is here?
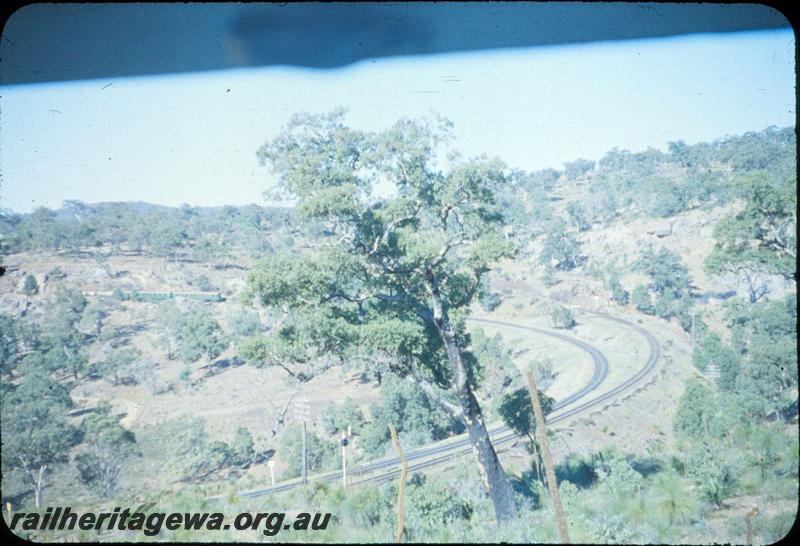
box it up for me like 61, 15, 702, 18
0, 28, 795, 213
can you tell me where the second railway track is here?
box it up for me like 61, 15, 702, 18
209, 310, 660, 500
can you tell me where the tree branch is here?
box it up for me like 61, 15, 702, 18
406, 372, 464, 421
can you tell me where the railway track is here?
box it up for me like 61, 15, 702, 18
208, 311, 659, 501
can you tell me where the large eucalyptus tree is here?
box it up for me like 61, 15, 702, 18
244, 110, 519, 522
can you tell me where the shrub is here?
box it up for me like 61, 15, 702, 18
167, 418, 232, 482
359, 377, 462, 458
22, 274, 39, 296
607, 271, 629, 305
228, 308, 261, 340
231, 426, 255, 466
405, 475, 473, 536
542, 265, 558, 287
194, 274, 214, 292
321, 398, 365, 436
632, 285, 654, 314
566, 202, 591, 231
540, 220, 583, 271
279, 427, 339, 479
549, 305, 575, 329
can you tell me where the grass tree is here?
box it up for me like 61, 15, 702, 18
651, 470, 697, 527
244, 110, 520, 522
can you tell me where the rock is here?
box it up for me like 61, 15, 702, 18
647, 221, 672, 237
93, 267, 112, 281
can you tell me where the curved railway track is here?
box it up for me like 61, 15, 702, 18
209, 311, 659, 500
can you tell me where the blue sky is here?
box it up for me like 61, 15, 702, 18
1, 29, 794, 213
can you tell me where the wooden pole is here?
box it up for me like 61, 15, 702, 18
302, 420, 308, 485
341, 433, 348, 487
526, 370, 570, 544
388, 424, 408, 543
745, 505, 759, 545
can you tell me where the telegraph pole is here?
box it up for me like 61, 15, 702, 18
340, 431, 349, 487
268, 460, 276, 486
340, 425, 352, 488
302, 420, 308, 485
293, 396, 311, 486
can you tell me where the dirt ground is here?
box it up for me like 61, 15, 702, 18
0, 199, 771, 501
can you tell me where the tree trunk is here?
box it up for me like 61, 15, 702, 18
527, 432, 543, 486
426, 272, 518, 523
526, 370, 570, 544
35, 465, 47, 508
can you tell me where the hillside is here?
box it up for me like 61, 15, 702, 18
1, 124, 796, 543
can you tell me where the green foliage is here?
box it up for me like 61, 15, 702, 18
279, 427, 339, 479
360, 376, 463, 458
478, 276, 502, 311
22, 274, 39, 295
2, 368, 79, 506
539, 219, 583, 270
155, 300, 182, 359
566, 202, 591, 232
753, 511, 797, 544
228, 308, 262, 340
555, 454, 598, 489
97, 345, 141, 385
673, 378, 715, 440
249, 111, 523, 520
34, 289, 90, 379
633, 247, 694, 326
670, 287, 796, 524
631, 284, 656, 315
724, 294, 797, 418
692, 332, 741, 390
607, 272, 629, 305
321, 398, 365, 436
74, 401, 139, 497
0, 201, 290, 259
496, 387, 554, 440
0, 313, 20, 380
468, 329, 520, 398
636, 246, 692, 299
563, 158, 594, 180
684, 442, 739, 507
194, 274, 214, 292
595, 453, 644, 499
705, 173, 796, 286
230, 426, 255, 466
549, 305, 575, 329
194, 233, 228, 266
541, 264, 558, 287
78, 297, 118, 335
650, 470, 698, 525
166, 418, 252, 482
176, 309, 228, 364
404, 474, 473, 536
641, 178, 688, 218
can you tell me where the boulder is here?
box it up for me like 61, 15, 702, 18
647, 221, 672, 238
